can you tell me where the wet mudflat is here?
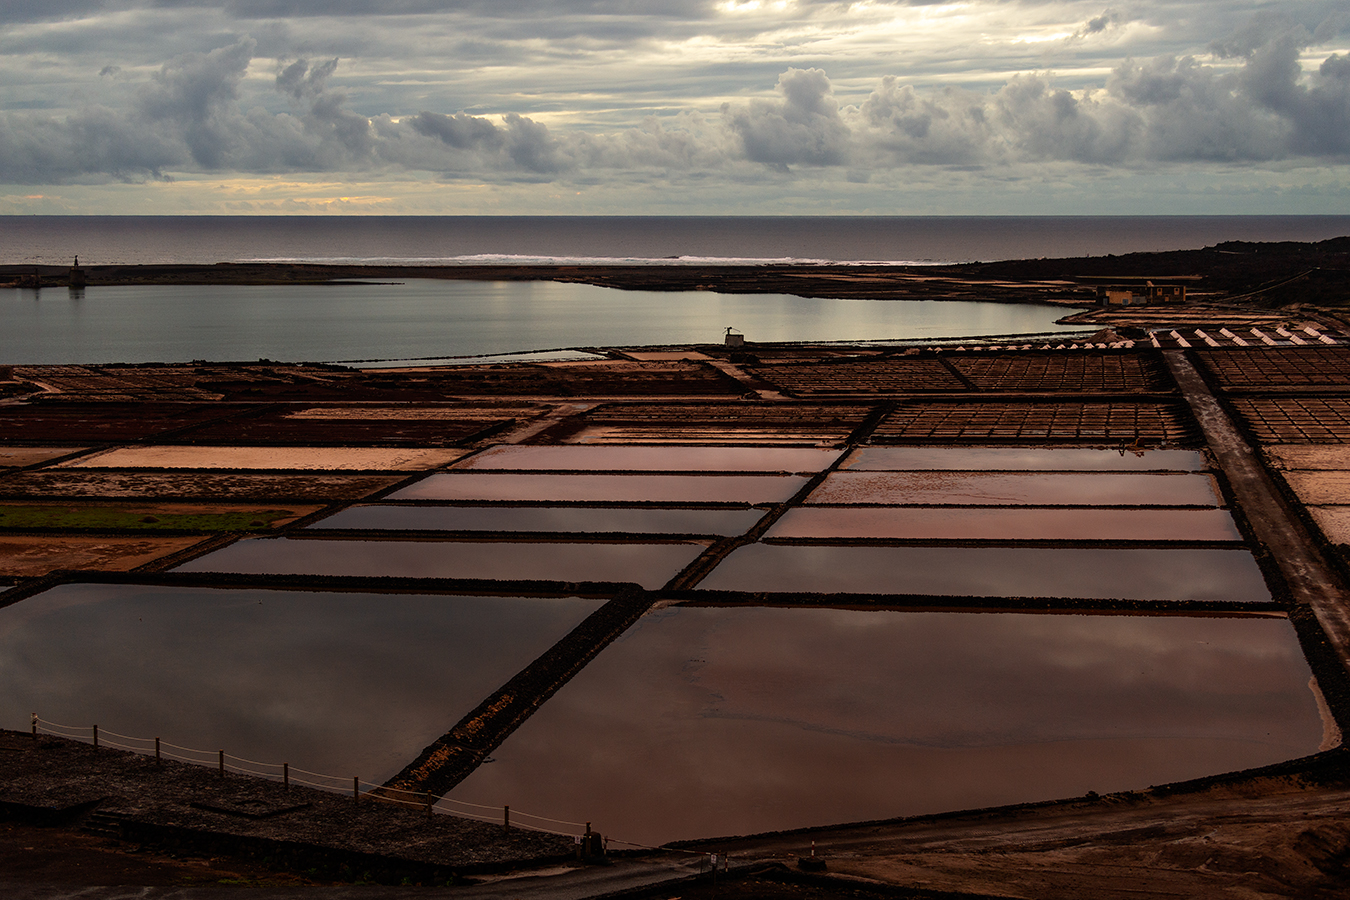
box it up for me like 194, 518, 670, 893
699, 545, 1270, 601
839, 447, 1206, 471
175, 537, 707, 589
311, 504, 767, 536
390, 472, 809, 503
456, 445, 841, 472
0, 585, 604, 782
448, 606, 1324, 846
805, 471, 1220, 506
766, 506, 1242, 541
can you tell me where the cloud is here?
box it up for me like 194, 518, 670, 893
2, 18, 1348, 187
724, 68, 851, 169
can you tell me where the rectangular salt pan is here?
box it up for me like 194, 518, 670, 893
1281, 472, 1350, 506
57, 446, 467, 471
176, 537, 706, 590
699, 544, 1270, 601
0, 447, 87, 468
841, 447, 1206, 471
1307, 507, 1350, 545
1264, 446, 1350, 471
389, 473, 808, 504
447, 607, 1320, 845
766, 507, 1242, 542
311, 505, 767, 536
807, 471, 1220, 506
0, 585, 603, 783
457, 445, 841, 472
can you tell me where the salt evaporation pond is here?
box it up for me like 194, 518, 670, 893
700, 545, 1270, 601
390, 473, 809, 504
456, 445, 842, 472
767, 507, 1242, 541
175, 538, 707, 589
448, 606, 1327, 846
0, 585, 603, 781
312, 505, 767, 536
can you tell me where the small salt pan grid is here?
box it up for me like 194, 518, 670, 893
705, 444, 1265, 602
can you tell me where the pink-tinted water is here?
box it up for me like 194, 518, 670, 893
389, 473, 809, 504
310, 505, 767, 536
175, 538, 706, 589
698, 545, 1269, 601
457, 445, 841, 472
448, 607, 1322, 845
0, 585, 603, 782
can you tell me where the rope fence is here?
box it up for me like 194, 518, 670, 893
29, 714, 597, 840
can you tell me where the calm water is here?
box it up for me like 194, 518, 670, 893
449, 606, 1324, 845
700, 545, 1270, 601
175, 537, 708, 590
5, 216, 1350, 265
0, 585, 604, 781
0, 280, 1084, 364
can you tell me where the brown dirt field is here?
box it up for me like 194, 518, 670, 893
0, 501, 322, 531
0, 404, 237, 442
57, 446, 467, 471
0, 471, 404, 501
0, 448, 87, 468
0, 535, 212, 577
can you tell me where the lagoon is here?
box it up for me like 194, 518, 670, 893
0, 279, 1084, 365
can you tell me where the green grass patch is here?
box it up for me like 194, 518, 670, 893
0, 505, 298, 532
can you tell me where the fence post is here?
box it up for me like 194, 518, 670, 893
219, 750, 225, 776
93, 725, 98, 751
353, 777, 359, 801
283, 762, 289, 790
30, 713, 36, 740
155, 737, 161, 766
503, 805, 510, 832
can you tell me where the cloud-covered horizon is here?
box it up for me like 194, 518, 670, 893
1, 1, 1347, 212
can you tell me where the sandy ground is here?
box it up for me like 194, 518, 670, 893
0, 471, 403, 501
0, 535, 211, 576
0, 448, 86, 468
57, 447, 467, 471
1266, 446, 1350, 469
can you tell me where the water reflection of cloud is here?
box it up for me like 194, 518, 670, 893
451, 607, 1322, 845
701, 545, 1271, 601
176, 538, 706, 590
0, 585, 603, 781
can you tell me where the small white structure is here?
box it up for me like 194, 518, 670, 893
725, 327, 745, 348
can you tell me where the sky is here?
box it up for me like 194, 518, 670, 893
1, 0, 1348, 215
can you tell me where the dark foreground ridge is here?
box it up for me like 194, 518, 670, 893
0, 729, 573, 886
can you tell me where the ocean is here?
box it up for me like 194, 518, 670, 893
4, 215, 1350, 266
